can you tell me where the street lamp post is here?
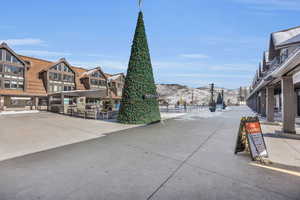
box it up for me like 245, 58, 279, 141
209, 83, 216, 112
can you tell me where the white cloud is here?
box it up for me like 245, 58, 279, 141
209, 64, 256, 72
233, 0, 300, 11
86, 54, 106, 57
203, 36, 266, 47
153, 60, 256, 72
17, 50, 71, 57
71, 60, 127, 70
172, 73, 251, 79
153, 61, 197, 68
0, 38, 44, 46
180, 54, 209, 59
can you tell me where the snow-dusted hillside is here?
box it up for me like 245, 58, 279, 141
156, 84, 244, 105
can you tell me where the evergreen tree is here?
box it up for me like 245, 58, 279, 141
216, 93, 223, 105
221, 90, 226, 109
118, 12, 161, 124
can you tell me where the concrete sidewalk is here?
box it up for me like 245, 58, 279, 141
0, 106, 299, 200
0, 112, 142, 162
0, 111, 186, 162
261, 124, 300, 168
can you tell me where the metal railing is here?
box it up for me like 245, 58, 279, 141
159, 105, 208, 113
251, 46, 300, 90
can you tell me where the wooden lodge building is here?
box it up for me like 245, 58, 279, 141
0, 42, 125, 113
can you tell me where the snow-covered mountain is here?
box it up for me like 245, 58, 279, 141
156, 84, 247, 105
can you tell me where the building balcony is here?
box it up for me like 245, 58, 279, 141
251, 47, 300, 90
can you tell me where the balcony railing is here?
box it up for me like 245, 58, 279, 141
251, 46, 300, 89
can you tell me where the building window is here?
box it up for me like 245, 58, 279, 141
0, 49, 3, 61
91, 78, 107, 86
6, 51, 12, 62
63, 74, 74, 82
4, 80, 10, 88
63, 85, 73, 91
49, 72, 62, 81
18, 82, 24, 89
4, 65, 11, 73
11, 81, 18, 89
12, 57, 19, 64
58, 64, 62, 71
91, 79, 98, 85
3, 80, 23, 89
3, 65, 23, 76
0, 49, 25, 90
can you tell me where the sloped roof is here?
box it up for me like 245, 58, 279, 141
81, 67, 107, 80
19, 55, 52, 95
278, 33, 300, 48
0, 44, 124, 99
272, 26, 300, 48
107, 74, 122, 82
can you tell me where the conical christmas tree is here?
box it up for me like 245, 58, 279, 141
216, 93, 223, 105
118, 11, 161, 124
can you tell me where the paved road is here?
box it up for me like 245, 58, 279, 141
0, 107, 299, 200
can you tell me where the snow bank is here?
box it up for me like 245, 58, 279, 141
0, 110, 40, 115
175, 110, 224, 121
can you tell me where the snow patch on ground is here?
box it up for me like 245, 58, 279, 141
175, 110, 224, 121
161, 112, 186, 120
0, 110, 40, 115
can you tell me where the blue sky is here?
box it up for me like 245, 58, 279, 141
1, 0, 300, 89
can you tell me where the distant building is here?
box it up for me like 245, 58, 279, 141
0, 43, 124, 113
247, 26, 300, 133
237, 86, 249, 105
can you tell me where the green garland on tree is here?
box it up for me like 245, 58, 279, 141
118, 11, 161, 124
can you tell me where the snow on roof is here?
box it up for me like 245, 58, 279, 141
278, 33, 300, 47
107, 74, 122, 82
272, 26, 300, 47
264, 51, 269, 63
82, 67, 101, 76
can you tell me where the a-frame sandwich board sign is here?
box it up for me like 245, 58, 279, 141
234, 116, 268, 161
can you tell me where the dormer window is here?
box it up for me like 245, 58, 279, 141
91, 79, 106, 86
81, 68, 107, 89
0, 48, 25, 90
5, 50, 22, 64
91, 71, 103, 78
47, 61, 75, 93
